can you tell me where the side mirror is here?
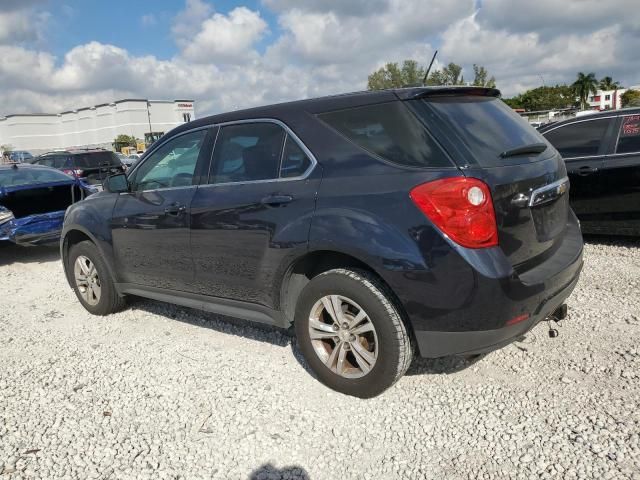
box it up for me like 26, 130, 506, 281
103, 173, 129, 193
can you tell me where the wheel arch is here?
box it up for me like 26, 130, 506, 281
61, 226, 119, 290
278, 248, 406, 328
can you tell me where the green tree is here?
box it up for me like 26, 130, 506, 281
367, 60, 426, 90
472, 64, 496, 88
572, 72, 598, 110
598, 76, 622, 91
113, 134, 138, 152
503, 85, 578, 111
621, 89, 640, 108
426, 62, 464, 86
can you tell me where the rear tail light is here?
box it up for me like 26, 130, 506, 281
410, 177, 499, 249
62, 169, 84, 177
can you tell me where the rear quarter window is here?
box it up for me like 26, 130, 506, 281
318, 101, 452, 168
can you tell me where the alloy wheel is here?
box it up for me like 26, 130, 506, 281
74, 255, 101, 306
308, 295, 379, 378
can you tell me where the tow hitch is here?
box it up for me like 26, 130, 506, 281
547, 304, 568, 338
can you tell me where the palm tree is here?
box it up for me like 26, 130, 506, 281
598, 76, 622, 91
572, 72, 598, 110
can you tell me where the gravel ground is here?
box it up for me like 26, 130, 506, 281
0, 238, 639, 480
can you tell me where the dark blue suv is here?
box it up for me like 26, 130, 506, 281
61, 87, 583, 397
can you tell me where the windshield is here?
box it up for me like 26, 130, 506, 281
0, 168, 73, 188
410, 96, 550, 167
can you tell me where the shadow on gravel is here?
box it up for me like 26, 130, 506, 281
128, 296, 292, 346
249, 463, 310, 480
0, 243, 60, 266
127, 297, 496, 380
127, 297, 321, 377
406, 353, 488, 376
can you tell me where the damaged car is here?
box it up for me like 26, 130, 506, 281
0, 163, 97, 246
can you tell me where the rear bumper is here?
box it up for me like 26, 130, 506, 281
399, 212, 584, 358
414, 267, 581, 357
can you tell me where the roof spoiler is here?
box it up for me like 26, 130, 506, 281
396, 86, 501, 100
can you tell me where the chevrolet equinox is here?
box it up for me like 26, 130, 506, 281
61, 87, 584, 398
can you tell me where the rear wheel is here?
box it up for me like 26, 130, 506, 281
68, 241, 125, 315
294, 268, 413, 398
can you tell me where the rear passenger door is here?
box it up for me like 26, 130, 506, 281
189, 120, 321, 308
543, 116, 616, 226
595, 114, 640, 235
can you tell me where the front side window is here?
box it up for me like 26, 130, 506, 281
319, 101, 451, 168
616, 114, 640, 154
210, 123, 285, 183
544, 118, 613, 158
131, 129, 207, 191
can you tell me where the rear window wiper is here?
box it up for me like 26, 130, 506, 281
500, 143, 547, 158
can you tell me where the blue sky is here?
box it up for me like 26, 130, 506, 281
47, 0, 277, 59
0, 0, 638, 116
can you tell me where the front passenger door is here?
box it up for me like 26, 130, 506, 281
111, 128, 213, 290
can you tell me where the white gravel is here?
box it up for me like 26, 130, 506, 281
0, 239, 639, 480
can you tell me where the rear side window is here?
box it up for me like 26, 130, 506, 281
411, 96, 548, 167
616, 114, 640, 154
35, 156, 55, 167
318, 101, 451, 168
74, 152, 121, 168
211, 123, 285, 183
544, 119, 613, 158
280, 135, 312, 178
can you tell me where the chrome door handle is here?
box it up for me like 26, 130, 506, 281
576, 166, 598, 176
261, 194, 293, 206
164, 204, 186, 215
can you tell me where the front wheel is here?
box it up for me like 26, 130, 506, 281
68, 241, 126, 315
294, 268, 413, 398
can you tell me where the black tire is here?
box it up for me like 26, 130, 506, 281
67, 240, 126, 315
294, 268, 413, 398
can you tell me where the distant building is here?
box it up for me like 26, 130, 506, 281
587, 86, 640, 111
0, 99, 195, 154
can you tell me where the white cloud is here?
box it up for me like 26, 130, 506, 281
440, 11, 639, 96
0, 1, 49, 45
478, 0, 640, 36
180, 7, 268, 64
1, 0, 640, 118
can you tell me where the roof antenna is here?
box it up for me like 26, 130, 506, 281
422, 50, 438, 86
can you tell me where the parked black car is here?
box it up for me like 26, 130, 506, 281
61, 87, 583, 397
539, 108, 640, 236
32, 149, 125, 185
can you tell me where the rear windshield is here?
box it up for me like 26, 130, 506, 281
410, 96, 549, 167
318, 101, 452, 168
0, 168, 72, 187
73, 152, 121, 168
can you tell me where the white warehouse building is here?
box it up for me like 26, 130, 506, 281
0, 99, 195, 154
